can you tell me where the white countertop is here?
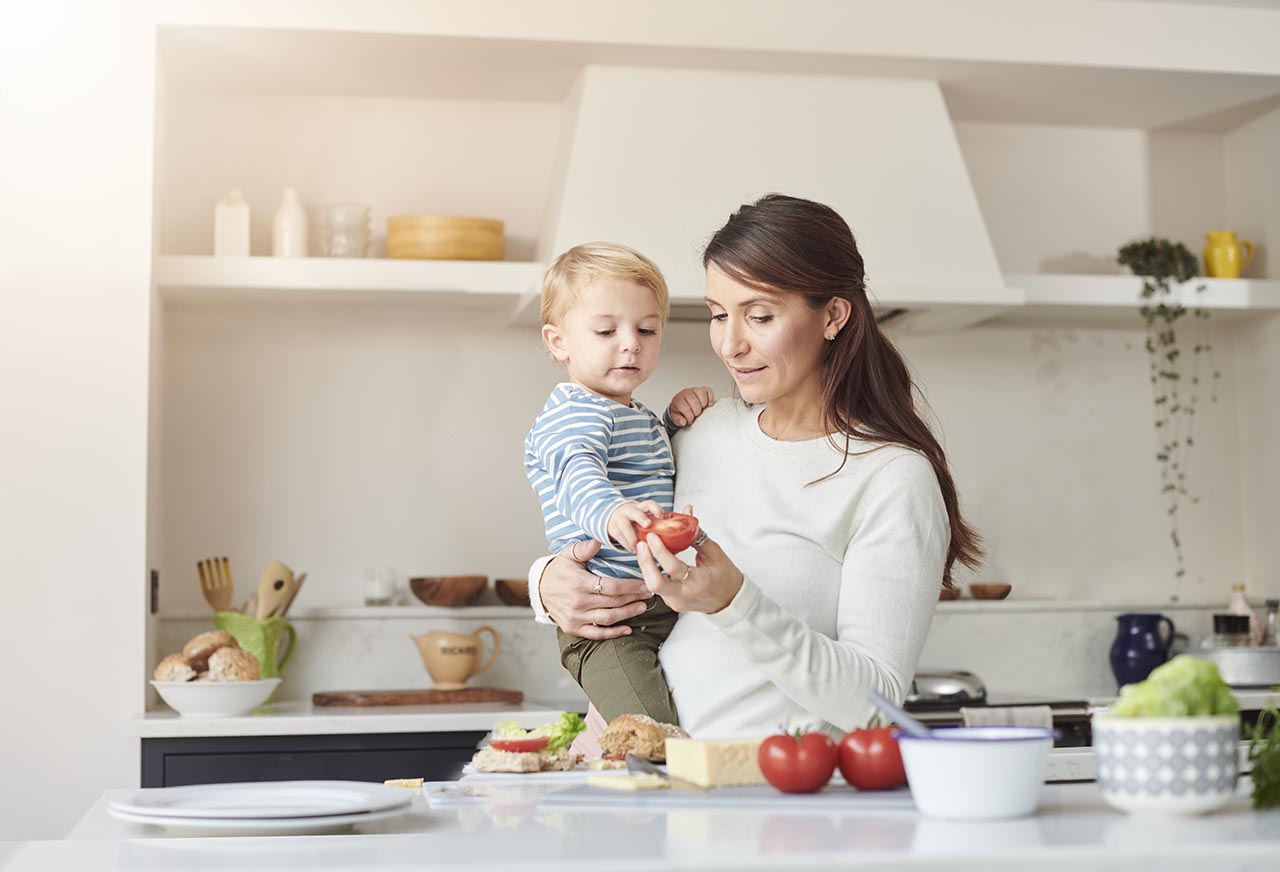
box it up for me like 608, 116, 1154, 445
131, 700, 580, 738
5, 779, 1276, 871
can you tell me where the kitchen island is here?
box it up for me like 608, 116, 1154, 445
2, 779, 1276, 871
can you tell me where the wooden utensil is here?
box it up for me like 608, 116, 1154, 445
312, 688, 523, 707
256, 560, 296, 621
197, 556, 234, 613
277, 572, 306, 618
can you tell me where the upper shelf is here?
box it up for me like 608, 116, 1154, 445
992, 273, 1280, 329
155, 256, 543, 307
154, 257, 1280, 331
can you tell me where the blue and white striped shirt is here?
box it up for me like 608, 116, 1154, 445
524, 383, 676, 579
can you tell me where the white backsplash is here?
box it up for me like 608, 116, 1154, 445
156, 601, 1239, 709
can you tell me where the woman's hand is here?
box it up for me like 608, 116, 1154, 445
539, 539, 654, 640
636, 505, 744, 614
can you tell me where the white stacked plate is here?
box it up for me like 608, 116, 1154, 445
107, 781, 415, 836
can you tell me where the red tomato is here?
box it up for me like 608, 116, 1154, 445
758, 732, 838, 794
837, 727, 906, 790
490, 736, 549, 753
638, 512, 700, 553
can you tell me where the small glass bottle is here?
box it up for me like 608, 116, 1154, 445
1227, 583, 1263, 645
1263, 599, 1279, 647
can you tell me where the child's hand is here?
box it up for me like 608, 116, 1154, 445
607, 500, 665, 552
668, 386, 716, 428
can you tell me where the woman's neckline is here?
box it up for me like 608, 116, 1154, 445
755, 408, 828, 443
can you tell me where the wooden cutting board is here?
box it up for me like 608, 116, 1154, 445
312, 688, 524, 707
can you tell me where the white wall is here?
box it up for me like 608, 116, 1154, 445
158, 93, 563, 260
156, 302, 1251, 612
953, 122, 1229, 274
1224, 104, 1280, 593
0, 2, 153, 840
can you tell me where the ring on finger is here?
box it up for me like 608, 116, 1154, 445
692, 529, 708, 548
592, 578, 602, 595
673, 564, 692, 582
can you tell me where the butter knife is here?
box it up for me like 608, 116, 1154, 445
625, 753, 699, 789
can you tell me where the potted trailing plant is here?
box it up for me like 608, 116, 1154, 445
1117, 238, 1219, 598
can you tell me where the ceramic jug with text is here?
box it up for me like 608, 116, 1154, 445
411, 626, 500, 690
1109, 613, 1176, 688
1203, 230, 1255, 278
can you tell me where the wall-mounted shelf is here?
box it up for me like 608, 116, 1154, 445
155, 255, 543, 308
990, 273, 1280, 328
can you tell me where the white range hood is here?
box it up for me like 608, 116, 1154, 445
538, 65, 1022, 331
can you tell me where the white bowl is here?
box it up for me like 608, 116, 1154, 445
1092, 714, 1238, 816
898, 727, 1053, 820
151, 679, 282, 717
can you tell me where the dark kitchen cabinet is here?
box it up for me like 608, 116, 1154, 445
140, 731, 485, 788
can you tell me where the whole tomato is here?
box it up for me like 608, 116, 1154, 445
758, 731, 838, 794
837, 727, 906, 790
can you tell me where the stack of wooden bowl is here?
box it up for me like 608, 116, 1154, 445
386, 215, 505, 260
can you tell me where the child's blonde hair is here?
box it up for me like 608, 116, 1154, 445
540, 242, 670, 327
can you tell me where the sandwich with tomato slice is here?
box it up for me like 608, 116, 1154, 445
472, 712, 587, 773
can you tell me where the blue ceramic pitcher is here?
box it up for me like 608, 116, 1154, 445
1109, 613, 1176, 687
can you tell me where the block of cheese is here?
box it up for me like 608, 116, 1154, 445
664, 737, 765, 788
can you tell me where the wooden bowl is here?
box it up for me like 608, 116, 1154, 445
969, 583, 1013, 600
409, 575, 486, 608
938, 586, 961, 601
494, 578, 530, 607
386, 215, 504, 260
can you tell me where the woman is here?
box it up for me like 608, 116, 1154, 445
530, 194, 982, 741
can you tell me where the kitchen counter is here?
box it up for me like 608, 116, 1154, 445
4, 779, 1276, 871
131, 699, 579, 738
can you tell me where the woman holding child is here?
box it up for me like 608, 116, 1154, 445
529, 194, 983, 745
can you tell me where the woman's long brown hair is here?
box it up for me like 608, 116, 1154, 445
703, 194, 983, 587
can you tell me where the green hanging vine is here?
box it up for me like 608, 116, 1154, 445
1117, 238, 1219, 597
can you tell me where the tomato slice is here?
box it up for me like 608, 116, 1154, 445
490, 736, 549, 753
637, 512, 700, 553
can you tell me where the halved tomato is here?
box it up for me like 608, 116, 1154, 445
490, 736, 549, 753
637, 512, 700, 553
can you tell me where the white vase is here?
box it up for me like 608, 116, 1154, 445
272, 188, 308, 257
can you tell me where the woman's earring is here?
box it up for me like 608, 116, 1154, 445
825, 333, 836, 341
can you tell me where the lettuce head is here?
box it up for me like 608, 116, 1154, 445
1111, 654, 1239, 718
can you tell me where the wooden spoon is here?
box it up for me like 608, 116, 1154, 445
256, 560, 295, 621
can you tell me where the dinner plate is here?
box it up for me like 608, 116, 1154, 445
106, 804, 411, 836
109, 781, 412, 820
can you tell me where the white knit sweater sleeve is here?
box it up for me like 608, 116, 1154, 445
704, 453, 948, 731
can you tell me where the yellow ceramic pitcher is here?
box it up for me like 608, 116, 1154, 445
1203, 230, 1255, 279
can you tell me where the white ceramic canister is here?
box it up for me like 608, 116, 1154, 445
272, 188, 308, 257
213, 189, 250, 256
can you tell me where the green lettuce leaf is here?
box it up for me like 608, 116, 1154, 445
1111, 654, 1240, 718
489, 712, 586, 751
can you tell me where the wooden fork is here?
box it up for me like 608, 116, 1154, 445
197, 556, 234, 613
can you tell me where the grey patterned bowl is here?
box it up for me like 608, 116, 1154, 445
1092, 714, 1239, 815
